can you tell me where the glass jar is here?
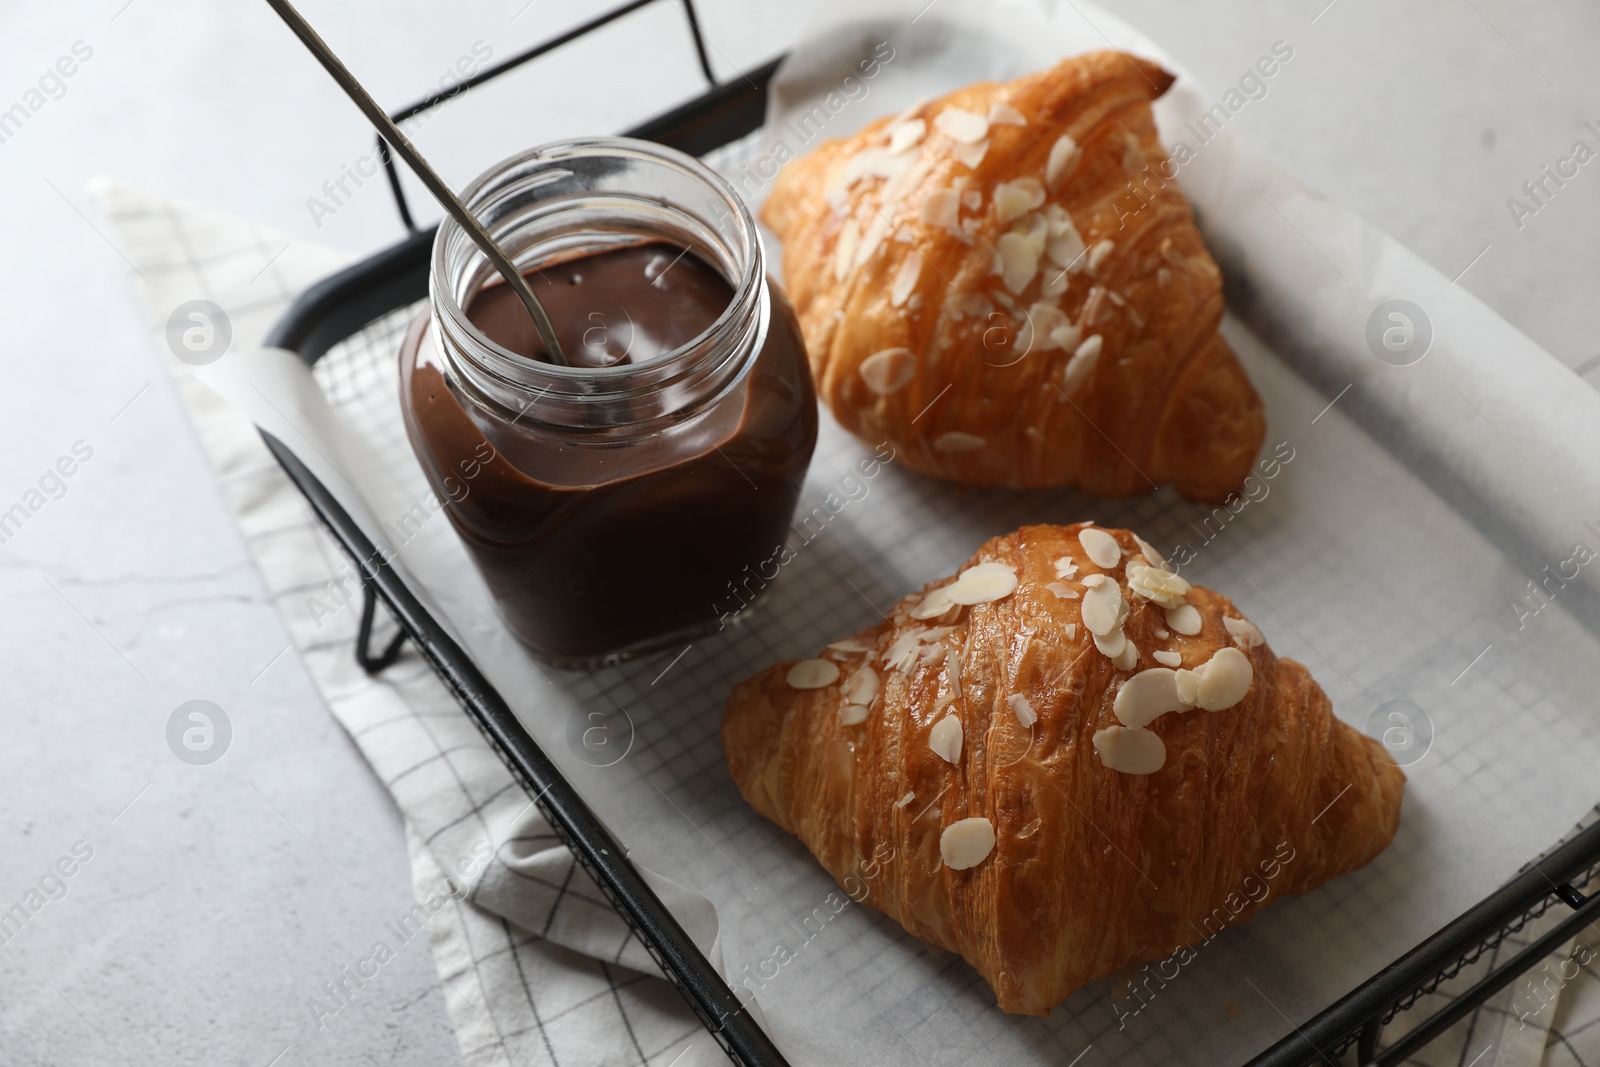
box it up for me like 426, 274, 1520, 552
399, 137, 816, 668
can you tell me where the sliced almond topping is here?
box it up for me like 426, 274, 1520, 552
994, 178, 1046, 223
1081, 577, 1127, 636
997, 230, 1042, 293
910, 587, 955, 620
1047, 133, 1081, 186
1088, 239, 1116, 274
842, 664, 879, 707
895, 790, 916, 809
945, 561, 1019, 605
1112, 638, 1139, 671
1078, 527, 1122, 569
886, 118, 926, 154
1053, 556, 1079, 580
1223, 615, 1265, 649
1133, 534, 1165, 569
952, 139, 990, 169
1093, 725, 1166, 774
885, 632, 921, 671
1196, 647, 1253, 711
1154, 627, 1170, 640
833, 219, 860, 282
1040, 268, 1070, 298
859, 347, 917, 394
1175, 668, 1200, 707
933, 431, 986, 453
918, 188, 960, 231
940, 817, 996, 870
1045, 581, 1079, 600
1126, 561, 1192, 608
961, 189, 983, 212
1007, 693, 1037, 728
1165, 603, 1203, 636
929, 714, 964, 764
839, 704, 869, 726
827, 635, 875, 654
1061, 335, 1101, 393
1152, 650, 1182, 668
1044, 203, 1086, 269
988, 102, 1027, 126
1114, 668, 1184, 729
1092, 627, 1126, 659
934, 108, 989, 143
1050, 321, 1083, 353
1017, 302, 1072, 353
787, 659, 840, 689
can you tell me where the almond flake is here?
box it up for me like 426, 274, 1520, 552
919, 188, 960, 231
1093, 725, 1166, 774
988, 102, 1027, 126
994, 178, 1046, 223
895, 791, 916, 810
997, 230, 1042, 293
962, 189, 984, 212
1081, 577, 1127, 636
1062, 335, 1102, 393
1050, 321, 1082, 351
945, 561, 1018, 605
1114, 668, 1185, 729
787, 659, 840, 689
827, 636, 875, 654
910, 587, 955, 620
886, 118, 926, 154
929, 715, 964, 764
1154, 627, 1170, 640
1078, 527, 1122, 569
1112, 637, 1139, 671
860, 347, 917, 394
1045, 581, 1079, 600
842, 664, 880, 707
839, 704, 869, 725
934, 108, 989, 144
1223, 616, 1265, 649
1092, 627, 1126, 659
1040, 268, 1071, 298
1165, 603, 1203, 636
1126, 561, 1192, 608
952, 139, 989, 169
1053, 556, 1079, 580
1196, 647, 1253, 711
940, 817, 996, 869
1133, 534, 1166, 568
1175, 668, 1200, 707
933, 431, 986, 453
1088, 239, 1116, 274
1152, 650, 1182, 667
1007, 693, 1037, 728
1047, 134, 1081, 186
833, 219, 860, 281
1017, 302, 1072, 354
885, 632, 921, 671
889, 256, 922, 309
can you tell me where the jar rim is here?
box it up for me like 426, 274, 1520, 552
430, 136, 765, 406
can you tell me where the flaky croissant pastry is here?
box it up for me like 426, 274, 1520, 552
722, 523, 1403, 1015
761, 53, 1265, 503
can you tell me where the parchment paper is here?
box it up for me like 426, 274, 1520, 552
196, 2, 1600, 1063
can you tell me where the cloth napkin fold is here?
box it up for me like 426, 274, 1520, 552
88, 176, 725, 1067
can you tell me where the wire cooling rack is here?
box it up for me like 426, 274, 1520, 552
259, 4, 1600, 1064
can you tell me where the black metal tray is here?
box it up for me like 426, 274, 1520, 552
258, 4, 1600, 1064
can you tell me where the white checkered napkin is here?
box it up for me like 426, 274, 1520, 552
88, 177, 728, 1067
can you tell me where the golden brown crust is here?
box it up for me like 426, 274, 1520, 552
722, 523, 1403, 1015
760, 52, 1265, 503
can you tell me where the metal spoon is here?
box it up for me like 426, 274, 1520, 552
264, 0, 569, 366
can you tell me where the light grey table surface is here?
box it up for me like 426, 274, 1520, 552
0, 1, 1594, 1064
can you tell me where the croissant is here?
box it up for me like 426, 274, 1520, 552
760, 52, 1265, 504
721, 523, 1403, 1015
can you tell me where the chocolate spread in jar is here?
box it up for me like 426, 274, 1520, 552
399, 242, 816, 666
